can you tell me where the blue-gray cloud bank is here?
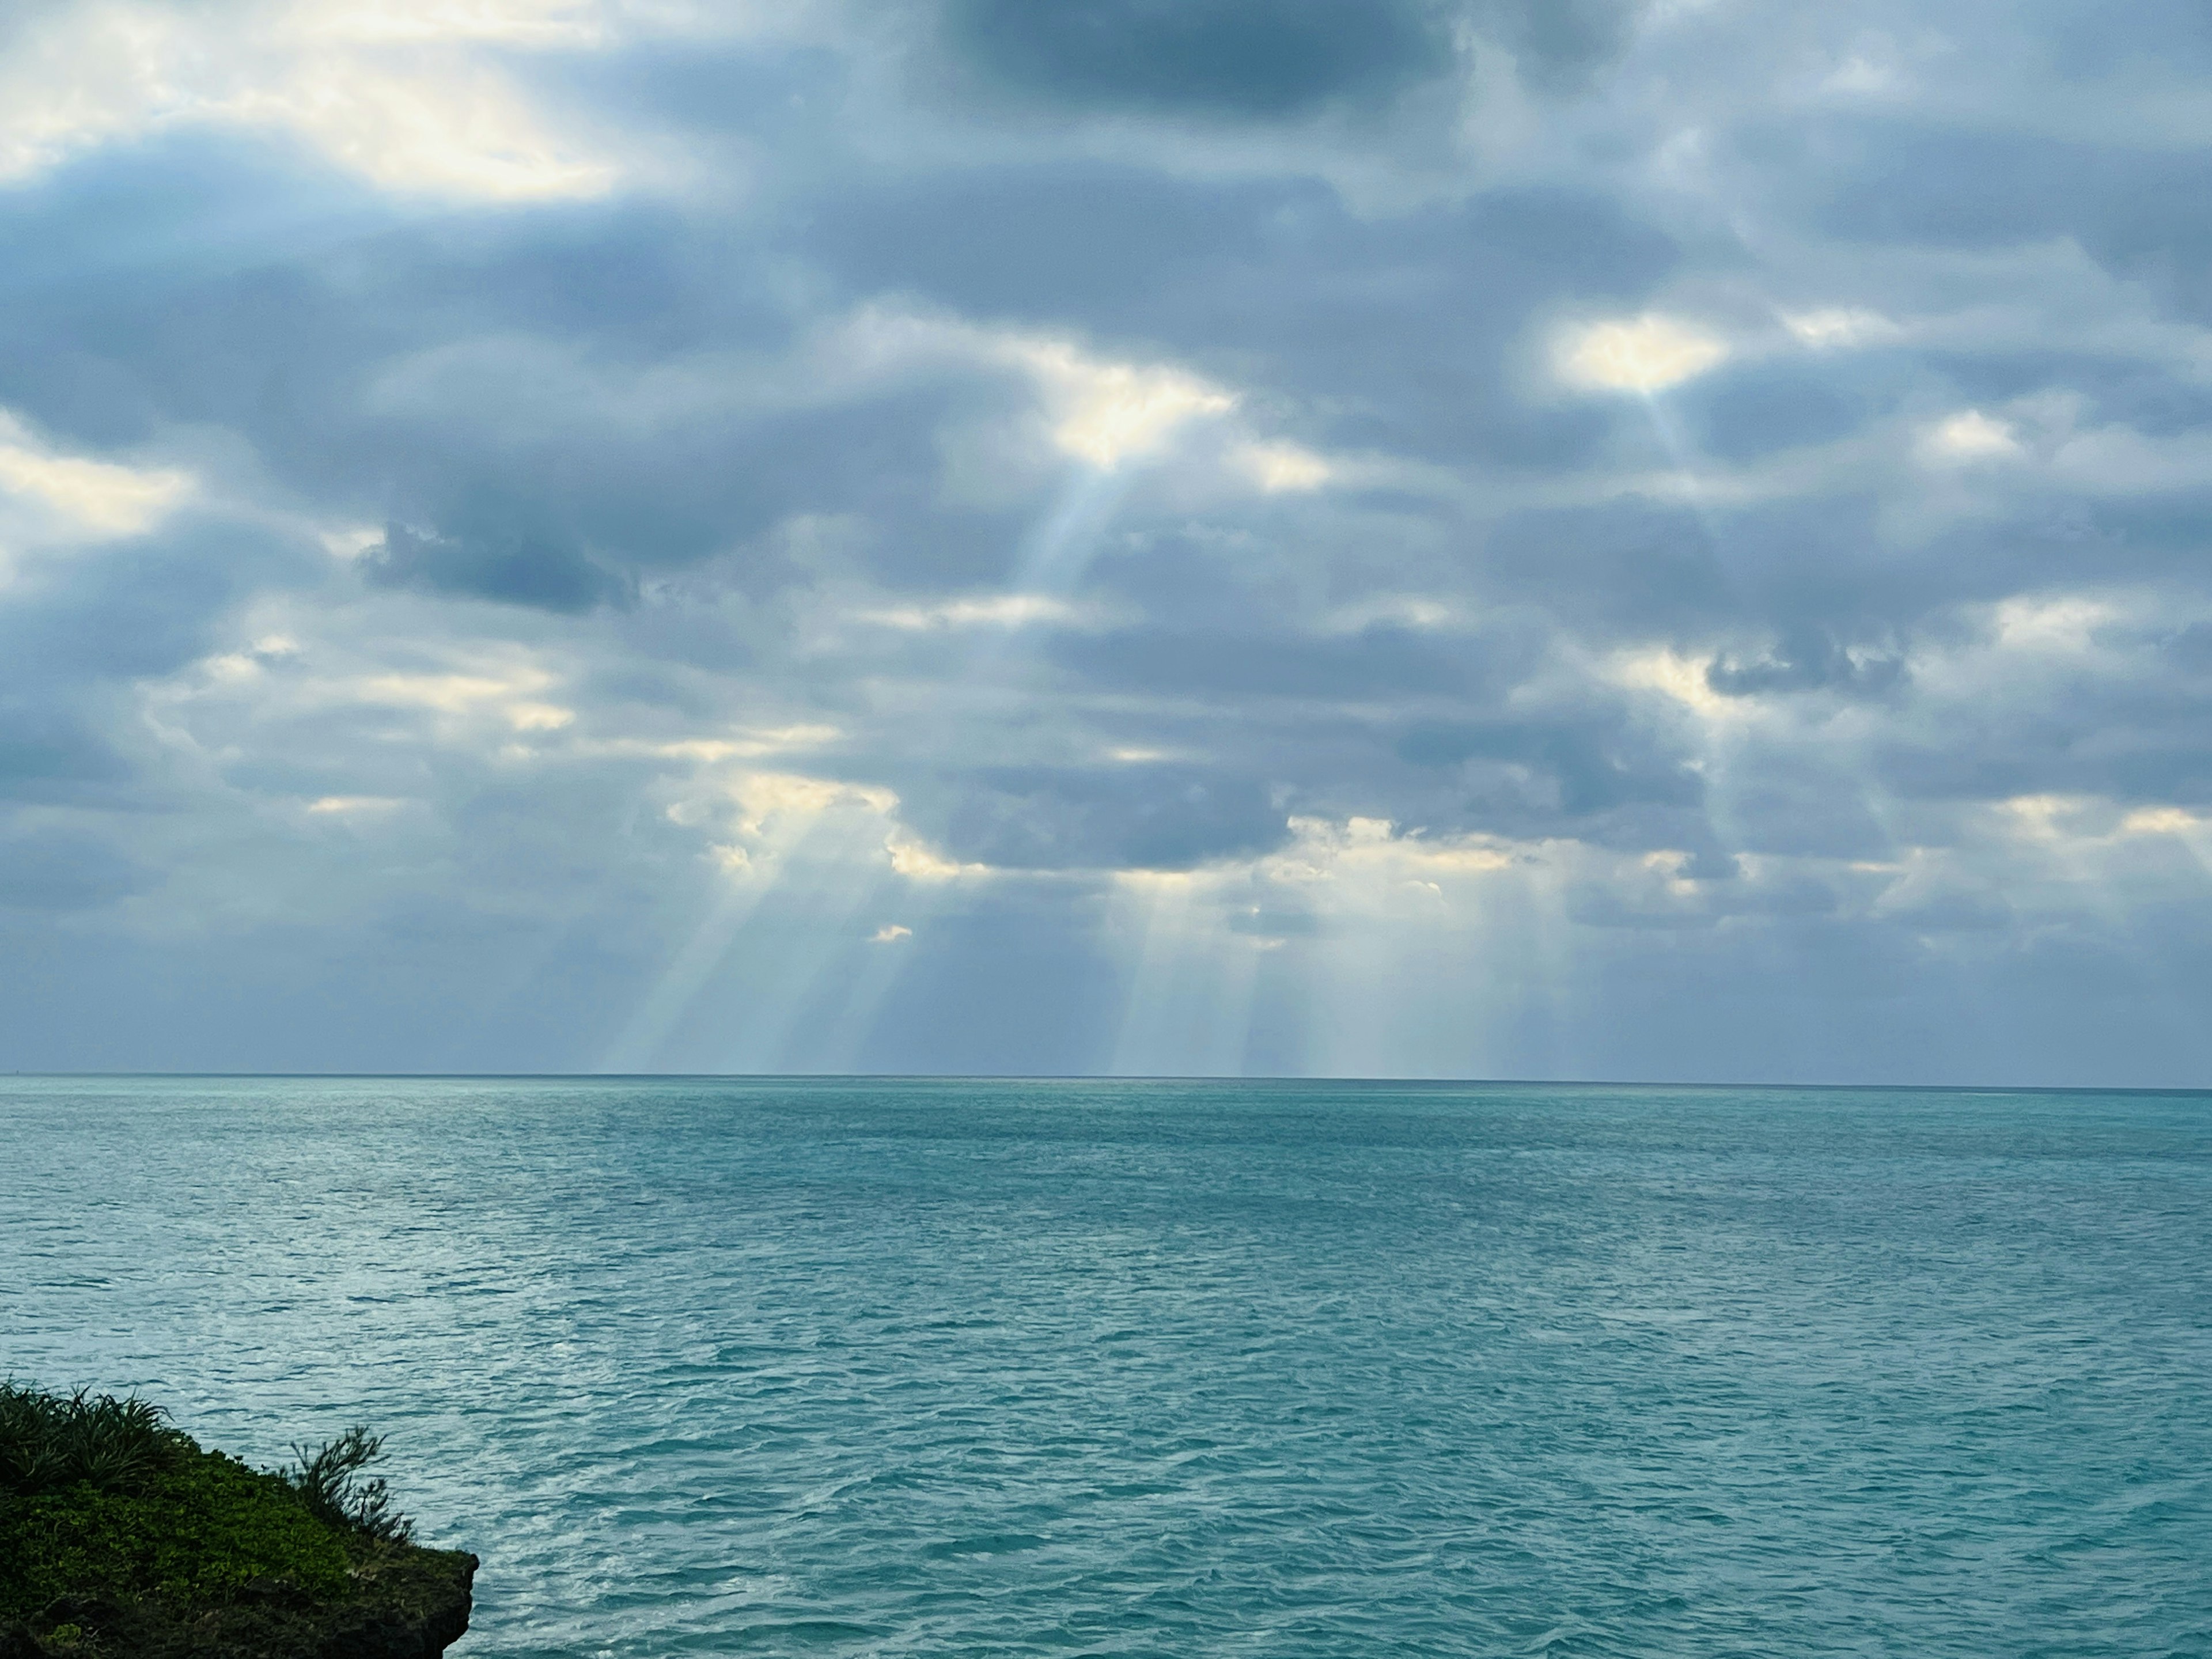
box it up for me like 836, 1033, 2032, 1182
3, 0, 2210, 1084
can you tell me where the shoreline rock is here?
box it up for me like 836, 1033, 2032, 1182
0, 1544, 475, 1659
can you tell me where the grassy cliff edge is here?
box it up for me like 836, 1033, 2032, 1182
0, 1385, 475, 1659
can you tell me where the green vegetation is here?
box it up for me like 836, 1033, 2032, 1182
0, 1384, 475, 1657
283, 1425, 411, 1544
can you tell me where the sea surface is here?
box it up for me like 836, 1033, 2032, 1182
3, 1076, 2208, 1657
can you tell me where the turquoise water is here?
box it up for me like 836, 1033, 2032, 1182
3, 1077, 2207, 1656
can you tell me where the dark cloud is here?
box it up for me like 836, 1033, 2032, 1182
1392, 712, 1705, 819
1685, 365, 1889, 463
1705, 630, 1905, 699
365, 521, 632, 613
0, 698, 131, 802
927, 762, 1290, 870
0, 824, 145, 911
940, 0, 1454, 119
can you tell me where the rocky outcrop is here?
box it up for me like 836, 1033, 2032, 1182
0, 1546, 475, 1658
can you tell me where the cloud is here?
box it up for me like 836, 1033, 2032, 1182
1230, 440, 1332, 492
938, 0, 1455, 120
363, 522, 632, 612
1922, 408, 2022, 463
0, 411, 194, 545
1782, 307, 1902, 350
0, 0, 622, 198
0, 821, 146, 910
7, 0, 2212, 1081
1555, 315, 1728, 393
1000, 336, 1237, 467
857, 593, 1082, 630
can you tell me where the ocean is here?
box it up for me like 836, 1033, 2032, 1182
3, 1075, 2207, 1656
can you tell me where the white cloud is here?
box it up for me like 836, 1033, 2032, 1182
2121, 806, 2202, 836
320, 525, 386, 560
1004, 338, 1236, 468
815, 308, 1271, 478
1989, 593, 2121, 653
1820, 52, 1906, 99
728, 770, 896, 836
0, 412, 194, 539
1782, 307, 1902, 350
1921, 408, 2022, 463
304, 0, 612, 48
304, 794, 406, 814
1556, 315, 1728, 393
1231, 440, 1332, 493
1319, 595, 1463, 634
858, 593, 1080, 631
355, 668, 573, 729
0, 0, 621, 199
870, 923, 911, 943
590, 724, 843, 763
885, 832, 987, 882
226, 58, 617, 199
1605, 646, 1736, 717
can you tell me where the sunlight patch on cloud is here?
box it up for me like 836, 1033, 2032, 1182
0, 415, 194, 538
696, 771, 996, 886
1556, 315, 1728, 393
1990, 593, 2121, 653
820, 308, 1254, 477
886, 831, 988, 882
319, 525, 385, 560
1782, 308, 1901, 350
153, 643, 589, 747
1006, 339, 1237, 468
1997, 794, 2097, 842
357, 668, 567, 725
1232, 441, 1332, 493
729, 771, 896, 838
1321, 594, 1462, 634
507, 701, 575, 731
1922, 409, 2022, 464
2121, 806, 2203, 836
870, 923, 911, 944
0, 0, 620, 198
1820, 52, 1906, 99
229, 60, 617, 199
1606, 646, 1735, 717
859, 593, 1079, 631
305, 794, 406, 814
594, 725, 843, 763
306, 0, 612, 48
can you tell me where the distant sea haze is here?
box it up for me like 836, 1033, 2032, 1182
6, 1076, 2208, 1656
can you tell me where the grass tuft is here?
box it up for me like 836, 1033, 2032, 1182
282, 1425, 413, 1544
0, 1381, 192, 1497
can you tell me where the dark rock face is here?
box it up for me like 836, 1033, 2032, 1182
0, 1549, 476, 1658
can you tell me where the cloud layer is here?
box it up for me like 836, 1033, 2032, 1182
5, 0, 2211, 1082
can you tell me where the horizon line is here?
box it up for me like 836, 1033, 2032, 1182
5, 1071, 2209, 1096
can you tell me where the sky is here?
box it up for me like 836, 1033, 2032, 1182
3, 0, 2211, 1082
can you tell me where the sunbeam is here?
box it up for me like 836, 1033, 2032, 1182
1108, 872, 1263, 1075
596, 846, 793, 1072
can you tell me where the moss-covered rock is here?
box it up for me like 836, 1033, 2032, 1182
0, 1448, 353, 1612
